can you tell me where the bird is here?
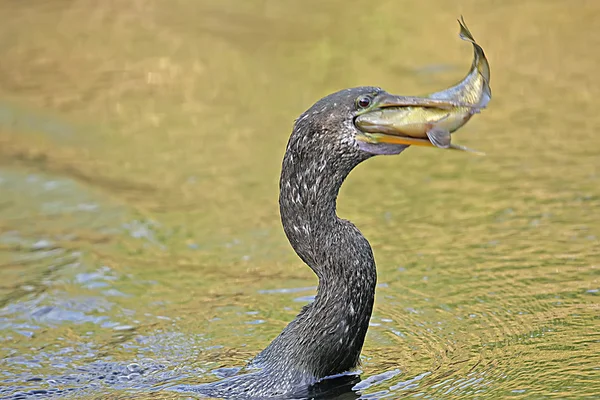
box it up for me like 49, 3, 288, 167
172, 86, 468, 399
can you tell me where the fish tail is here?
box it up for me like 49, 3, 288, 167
457, 16, 487, 75
458, 16, 492, 108
457, 16, 477, 44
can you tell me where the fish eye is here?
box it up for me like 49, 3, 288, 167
356, 95, 372, 109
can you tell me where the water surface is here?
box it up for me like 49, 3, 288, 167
1, 0, 599, 398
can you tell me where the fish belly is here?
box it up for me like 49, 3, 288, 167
436, 111, 472, 134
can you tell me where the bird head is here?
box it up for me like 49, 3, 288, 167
292, 86, 440, 159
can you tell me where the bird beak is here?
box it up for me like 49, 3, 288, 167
354, 93, 461, 147
364, 93, 463, 111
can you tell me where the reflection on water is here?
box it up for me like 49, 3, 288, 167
1, 0, 599, 398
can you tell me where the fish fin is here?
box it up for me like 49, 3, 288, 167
449, 143, 486, 155
426, 127, 451, 149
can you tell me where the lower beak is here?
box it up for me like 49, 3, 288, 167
356, 133, 436, 147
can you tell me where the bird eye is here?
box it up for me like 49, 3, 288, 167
356, 95, 372, 109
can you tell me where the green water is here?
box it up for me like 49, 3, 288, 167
1, 1, 599, 398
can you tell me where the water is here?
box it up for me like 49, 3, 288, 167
1, 0, 599, 398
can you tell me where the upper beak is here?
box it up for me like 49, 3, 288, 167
365, 93, 462, 111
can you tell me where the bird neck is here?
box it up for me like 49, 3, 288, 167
252, 138, 376, 381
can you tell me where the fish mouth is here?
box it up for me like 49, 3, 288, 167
354, 92, 454, 147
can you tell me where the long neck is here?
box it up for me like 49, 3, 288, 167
252, 134, 377, 382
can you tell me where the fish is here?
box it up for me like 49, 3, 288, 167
355, 17, 491, 154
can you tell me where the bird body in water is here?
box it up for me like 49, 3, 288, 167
172, 85, 483, 399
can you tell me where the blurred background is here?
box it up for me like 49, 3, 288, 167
1, 0, 599, 398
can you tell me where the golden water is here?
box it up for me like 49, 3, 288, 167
1, 1, 599, 398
